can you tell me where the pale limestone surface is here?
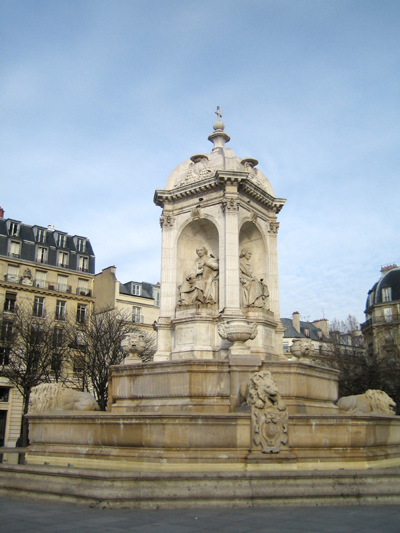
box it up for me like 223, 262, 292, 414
29, 383, 99, 412
21, 112, 400, 478
246, 370, 288, 453
154, 116, 285, 362
337, 389, 396, 415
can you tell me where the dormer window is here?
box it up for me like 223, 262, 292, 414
77, 239, 86, 252
153, 287, 160, 306
131, 283, 141, 296
368, 292, 374, 307
78, 256, 89, 272
9, 241, 20, 258
36, 228, 46, 243
304, 328, 310, 337
37, 246, 48, 264
57, 233, 67, 248
382, 287, 392, 302
58, 251, 69, 268
8, 222, 19, 236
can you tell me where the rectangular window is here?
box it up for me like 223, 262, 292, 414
73, 354, 85, 374
78, 256, 89, 272
76, 304, 86, 323
132, 306, 142, 323
283, 342, 289, 353
51, 353, 61, 372
368, 292, 374, 307
0, 387, 10, 402
57, 274, 69, 292
57, 234, 67, 247
9, 241, 20, 257
30, 324, 44, 345
382, 287, 392, 302
35, 270, 47, 289
1, 322, 13, 342
6, 264, 19, 283
53, 328, 64, 348
58, 251, 69, 268
33, 297, 45, 317
56, 300, 66, 320
9, 222, 19, 236
77, 279, 89, 295
77, 239, 86, 252
37, 247, 48, 264
4, 292, 17, 313
153, 288, 160, 307
384, 307, 393, 322
0, 348, 10, 366
131, 283, 141, 296
36, 229, 46, 243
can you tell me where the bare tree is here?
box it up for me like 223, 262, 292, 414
0, 303, 72, 446
73, 308, 155, 411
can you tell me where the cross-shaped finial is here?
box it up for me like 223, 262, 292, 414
215, 106, 222, 121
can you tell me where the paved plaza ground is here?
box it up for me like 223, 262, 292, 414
1, 496, 400, 533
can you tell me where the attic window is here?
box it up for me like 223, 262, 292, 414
382, 287, 392, 302
9, 222, 19, 236
76, 239, 86, 252
36, 229, 46, 243
304, 328, 310, 337
131, 283, 141, 296
317, 331, 322, 340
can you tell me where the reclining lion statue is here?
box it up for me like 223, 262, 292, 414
29, 383, 100, 412
337, 389, 396, 416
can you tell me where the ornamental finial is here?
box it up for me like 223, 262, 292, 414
215, 106, 222, 121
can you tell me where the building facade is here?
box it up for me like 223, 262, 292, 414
93, 266, 160, 331
361, 264, 400, 357
0, 208, 95, 448
281, 312, 331, 356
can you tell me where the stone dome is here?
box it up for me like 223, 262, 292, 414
163, 116, 274, 196
366, 265, 400, 310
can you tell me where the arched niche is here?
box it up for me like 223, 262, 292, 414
239, 221, 267, 281
177, 218, 219, 289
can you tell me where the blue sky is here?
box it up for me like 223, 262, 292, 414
1, 0, 399, 324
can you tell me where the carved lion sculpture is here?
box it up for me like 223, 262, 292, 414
29, 383, 100, 413
246, 371, 288, 453
337, 389, 396, 416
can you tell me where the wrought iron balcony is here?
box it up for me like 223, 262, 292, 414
76, 287, 92, 296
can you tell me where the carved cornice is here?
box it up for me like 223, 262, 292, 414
154, 171, 286, 215
240, 181, 286, 214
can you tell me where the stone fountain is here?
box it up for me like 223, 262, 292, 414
23, 111, 400, 477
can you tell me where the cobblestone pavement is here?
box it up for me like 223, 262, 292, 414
1, 496, 400, 533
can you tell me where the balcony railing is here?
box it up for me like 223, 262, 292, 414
4, 275, 72, 294
76, 287, 92, 296
361, 314, 400, 330
132, 315, 144, 324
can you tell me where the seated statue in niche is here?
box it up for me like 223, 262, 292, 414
239, 248, 269, 309
179, 246, 219, 305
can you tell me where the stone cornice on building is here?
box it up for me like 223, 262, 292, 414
154, 171, 286, 214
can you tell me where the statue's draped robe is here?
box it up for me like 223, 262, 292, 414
180, 255, 219, 305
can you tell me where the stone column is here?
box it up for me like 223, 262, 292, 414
221, 180, 241, 315
154, 212, 176, 361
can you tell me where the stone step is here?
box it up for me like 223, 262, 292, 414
1, 464, 400, 509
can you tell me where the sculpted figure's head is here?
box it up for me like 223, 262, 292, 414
240, 248, 252, 260
196, 246, 207, 257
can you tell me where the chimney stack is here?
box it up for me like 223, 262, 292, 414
0, 206, 4, 218
292, 312, 300, 333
